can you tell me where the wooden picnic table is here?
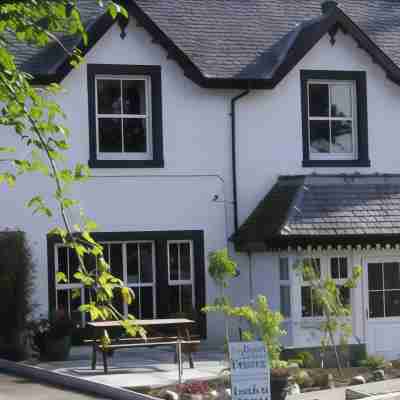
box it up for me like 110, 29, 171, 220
87, 318, 199, 378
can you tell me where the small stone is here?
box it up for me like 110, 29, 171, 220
373, 369, 385, 381
285, 382, 301, 396
161, 390, 179, 400
351, 375, 366, 385
294, 370, 313, 388
327, 373, 335, 389
313, 372, 334, 388
210, 390, 218, 399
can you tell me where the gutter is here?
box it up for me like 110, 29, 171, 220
230, 90, 250, 232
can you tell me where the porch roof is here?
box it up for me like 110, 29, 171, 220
232, 174, 400, 252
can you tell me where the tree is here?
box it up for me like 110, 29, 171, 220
295, 259, 362, 373
203, 249, 286, 367
203, 248, 237, 344
0, 0, 145, 343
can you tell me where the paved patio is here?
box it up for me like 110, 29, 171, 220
35, 345, 226, 390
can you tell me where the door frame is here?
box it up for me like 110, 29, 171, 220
363, 255, 400, 355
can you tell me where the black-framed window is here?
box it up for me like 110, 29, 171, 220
300, 70, 370, 167
47, 230, 206, 337
87, 64, 164, 168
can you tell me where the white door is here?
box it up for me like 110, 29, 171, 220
366, 259, 400, 359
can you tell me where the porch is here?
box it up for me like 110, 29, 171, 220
231, 174, 400, 359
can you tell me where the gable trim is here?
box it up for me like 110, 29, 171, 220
30, 2, 400, 89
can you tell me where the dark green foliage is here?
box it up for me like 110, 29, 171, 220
360, 355, 386, 370
296, 351, 316, 368
0, 231, 35, 360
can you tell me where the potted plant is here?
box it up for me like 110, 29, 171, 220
29, 310, 75, 361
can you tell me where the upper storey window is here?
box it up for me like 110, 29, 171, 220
88, 65, 163, 168
300, 70, 370, 168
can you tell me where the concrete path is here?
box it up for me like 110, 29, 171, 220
38, 346, 226, 389
0, 372, 109, 400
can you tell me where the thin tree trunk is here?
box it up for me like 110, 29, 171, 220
326, 312, 343, 375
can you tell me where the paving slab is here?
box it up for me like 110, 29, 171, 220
0, 372, 109, 400
37, 345, 226, 390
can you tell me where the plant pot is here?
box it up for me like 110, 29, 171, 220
43, 336, 71, 361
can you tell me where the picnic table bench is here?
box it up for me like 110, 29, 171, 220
87, 318, 200, 378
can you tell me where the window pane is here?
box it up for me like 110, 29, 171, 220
180, 243, 192, 281
102, 243, 110, 264
110, 243, 123, 280
128, 288, 139, 318
301, 286, 312, 317
385, 290, 400, 317
310, 120, 330, 153
339, 257, 348, 278
140, 287, 154, 318
169, 243, 179, 281
369, 291, 384, 318
57, 289, 69, 315
331, 258, 339, 279
113, 287, 124, 315
98, 118, 122, 152
330, 84, 352, 118
309, 84, 329, 117
140, 243, 153, 283
83, 252, 97, 275
69, 248, 80, 283
279, 257, 289, 281
123, 118, 147, 153
332, 120, 353, 153
97, 79, 121, 114
303, 258, 321, 280
339, 285, 350, 307
127, 243, 139, 284
123, 80, 146, 114
369, 263, 383, 290
384, 262, 400, 290
280, 286, 291, 317
70, 289, 83, 322
57, 289, 82, 321
57, 247, 68, 279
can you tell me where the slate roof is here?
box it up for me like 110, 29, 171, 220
8, 0, 400, 87
133, 0, 400, 79
232, 175, 400, 251
7, 0, 112, 79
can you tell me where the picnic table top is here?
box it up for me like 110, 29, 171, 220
87, 318, 195, 328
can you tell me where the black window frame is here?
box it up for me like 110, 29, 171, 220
300, 70, 370, 168
47, 230, 206, 338
87, 64, 164, 168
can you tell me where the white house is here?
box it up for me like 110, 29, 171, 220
3, 0, 400, 358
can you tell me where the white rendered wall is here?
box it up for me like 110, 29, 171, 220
232, 30, 400, 348
0, 20, 237, 345
2, 22, 400, 346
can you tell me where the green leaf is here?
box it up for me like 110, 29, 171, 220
74, 271, 95, 286
0, 147, 16, 153
121, 286, 135, 305
56, 271, 68, 283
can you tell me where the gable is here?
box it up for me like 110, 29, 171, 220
9, 0, 400, 88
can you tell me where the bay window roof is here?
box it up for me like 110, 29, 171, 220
232, 175, 400, 252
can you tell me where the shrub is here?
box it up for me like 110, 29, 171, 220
297, 351, 316, 368
0, 231, 36, 360
360, 355, 386, 370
